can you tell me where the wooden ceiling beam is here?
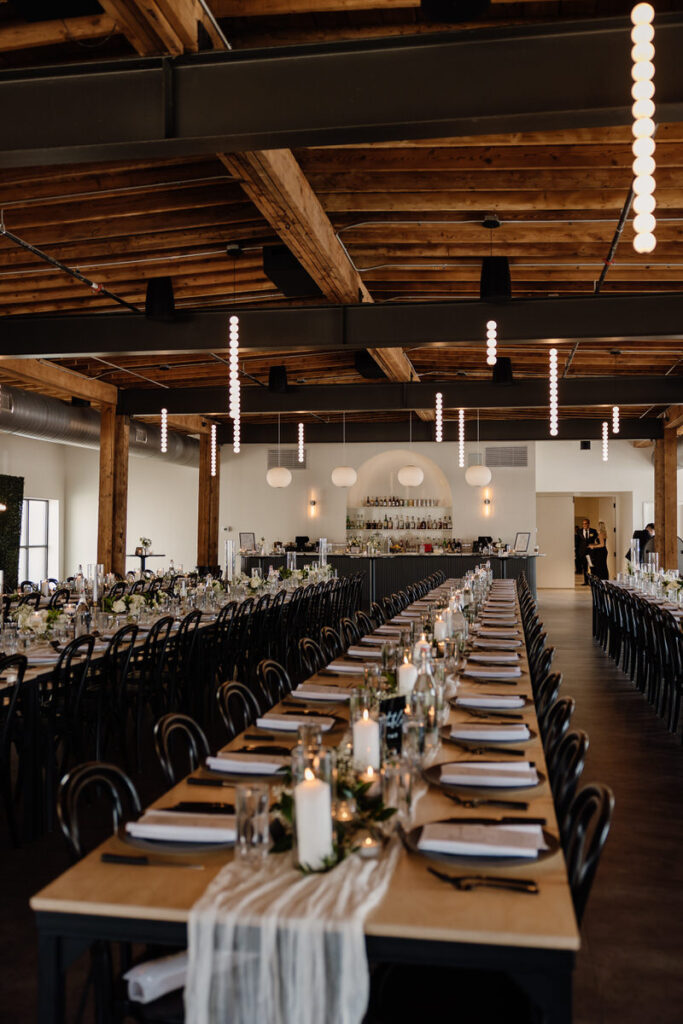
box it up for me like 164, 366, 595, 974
664, 405, 683, 430
322, 190, 683, 213
308, 168, 683, 191
0, 14, 118, 53
213, 0, 417, 13
0, 357, 117, 406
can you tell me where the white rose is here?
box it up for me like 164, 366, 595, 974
112, 599, 126, 614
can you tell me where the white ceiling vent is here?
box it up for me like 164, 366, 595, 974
267, 447, 306, 470
484, 445, 529, 468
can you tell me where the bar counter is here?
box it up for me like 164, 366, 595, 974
242, 553, 539, 603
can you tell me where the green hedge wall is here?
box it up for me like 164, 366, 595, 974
0, 474, 24, 591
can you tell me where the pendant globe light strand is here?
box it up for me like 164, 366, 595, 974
602, 421, 609, 462
458, 408, 465, 468
331, 411, 357, 487
160, 407, 168, 454
612, 406, 620, 434
631, 3, 657, 253
435, 392, 443, 442
486, 320, 498, 367
549, 348, 559, 437
229, 314, 240, 453
210, 423, 217, 477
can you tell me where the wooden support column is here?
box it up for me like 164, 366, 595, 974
97, 407, 129, 576
654, 425, 678, 570
197, 433, 220, 571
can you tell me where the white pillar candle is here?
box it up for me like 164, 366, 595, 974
433, 616, 447, 641
413, 633, 431, 662
398, 659, 418, 696
294, 768, 333, 870
353, 709, 381, 770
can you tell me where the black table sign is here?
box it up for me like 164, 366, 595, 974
380, 694, 405, 754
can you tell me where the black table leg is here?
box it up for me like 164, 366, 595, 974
37, 931, 65, 1024
512, 968, 573, 1024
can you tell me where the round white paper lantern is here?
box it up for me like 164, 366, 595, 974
331, 465, 358, 487
397, 464, 424, 487
266, 466, 292, 488
465, 463, 492, 487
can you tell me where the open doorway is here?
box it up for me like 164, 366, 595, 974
574, 495, 617, 586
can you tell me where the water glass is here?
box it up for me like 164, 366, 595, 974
296, 723, 323, 752
381, 755, 415, 827
401, 717, 425, 764
234, 784, 271, 868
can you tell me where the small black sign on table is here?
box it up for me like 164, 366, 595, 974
380, 694, 405, 754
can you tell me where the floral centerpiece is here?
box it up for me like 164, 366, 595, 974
13, 605, 67, 638
102, 593, 149, 616
139, 536, 152, 554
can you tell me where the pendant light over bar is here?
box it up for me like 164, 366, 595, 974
631, 3, 657, 254
210, 423, 217, 477
160, 407, 168, 453
298, 422, 305, 463
458, 408, 465, 467
612, 405, 620, 434
486, 320, 498, 367
435, 392, 443, 442
549, 348, 559, 436
229, 314, 241, 454
602, 421, 609, 461
398, 410, 424, 487
267, 413, 292, 488
331, 411, 357, 487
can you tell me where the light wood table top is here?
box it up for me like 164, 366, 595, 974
31, 581, 580, 955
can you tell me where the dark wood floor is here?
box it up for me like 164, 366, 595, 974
539, 589, 683, 1024
1, 589, 681, 1022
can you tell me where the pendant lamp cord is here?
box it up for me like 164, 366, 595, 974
277, 413, 281, 467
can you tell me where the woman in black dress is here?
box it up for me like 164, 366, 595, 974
589, 523, 609, 580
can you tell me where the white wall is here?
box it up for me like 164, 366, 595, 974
536, 495, 575, 588
220, 440, 537, 552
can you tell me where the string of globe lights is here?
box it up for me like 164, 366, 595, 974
229, 314, 240, 453
549, 348, 559, 437
631, 3, 657, 254
602, 421, 610, 462
210, 423, 217, 478
486, 320, 498, 366
298, 422, 305, 463
435, 392, 443, 442
160, 407, 168, 454
458, 408, 465, 467
612, 406, 620, 435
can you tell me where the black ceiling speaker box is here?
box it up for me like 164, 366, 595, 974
492, 356, 514, 385
145, 277, 175, 319
421, 0, 490, 21
269, 365, 288, 393
480, 256, 511, 301
8, 0, 100, 19
580, 441, 592, 451
263, 245, 323, 298
354, 350, 387, 380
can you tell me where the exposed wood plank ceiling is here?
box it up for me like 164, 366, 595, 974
0, 1, 680, 438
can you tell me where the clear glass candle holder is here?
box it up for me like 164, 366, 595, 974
235, 783, 271, 868
350, 704, 383, 771
291, 747, 336, 871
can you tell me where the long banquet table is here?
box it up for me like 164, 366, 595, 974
30, 579, 579, 1024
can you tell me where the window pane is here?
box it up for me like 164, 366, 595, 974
28, 500, 47, 546
18, 549, 27, 584
27, 547, 47, 583
19, 503, 27, 547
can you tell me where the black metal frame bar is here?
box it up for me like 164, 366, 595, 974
1, 15, 683, 166
34, 910, 574, 1024
118, 377, 682, 416
3, 293, 683, 358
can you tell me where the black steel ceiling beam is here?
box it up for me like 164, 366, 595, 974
3, 293, 683, 359
215, 417, 663, 446
117, 377, 683, 416
1, 15, 683, 167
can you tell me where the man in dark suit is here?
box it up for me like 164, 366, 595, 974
577, 518, 598, 585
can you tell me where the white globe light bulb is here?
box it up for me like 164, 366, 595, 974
631, 3, 655, 26
632, 135, 655, 157
632, 155, 656, 177
633, 174, 656, 195
633, 192, 656, 214
266, 466, 292, 488
486, 320, 497, 330
633, 212, 656, 234
631, 22, 654, 44
632, 79, 655, 101
631, 41, 654, 63
632, 116, 655, 137
632, 61, 655, 83
633, 232, 656, 253
486, 356, 497, 366
632, 97, 655, 119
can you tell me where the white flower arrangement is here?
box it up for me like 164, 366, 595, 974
139, 537, 152, 549
112, 599, 127, 614
248, 575, 262, 591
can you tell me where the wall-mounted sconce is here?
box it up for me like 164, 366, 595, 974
0, 503, 6, 512
483, 498, 491, 505
308, 496, 318, 518
482, 487, 493, 517
310, 500, 317, 508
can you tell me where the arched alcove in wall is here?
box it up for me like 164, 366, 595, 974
347, 449, 453, 511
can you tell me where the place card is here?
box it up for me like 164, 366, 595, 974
450, 722, 530, 742
418, 822, 547, 858
440, 761, 538, 787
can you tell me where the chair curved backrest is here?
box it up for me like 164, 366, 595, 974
536, 672, 562, 726
19, 581, 35, 594
17, 592, 41, 609
549, 729, 589, 831
216, 681, 262, 739
355, 610, 375, 636
542, 696, 575, 758
564, 783, 614, 924
153, 712, 210, 786
48, 588, 70, 609
129, 579, 146, 595
370, 602, 386, 627
57, 761, 141, 862
298, 637, 326, 679
321, 626, 343, 660
106, 581, 127, 602
339, 617, 361, 647
256, 659, 292, 707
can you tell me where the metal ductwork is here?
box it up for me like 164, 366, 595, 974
0, 384, 200, 467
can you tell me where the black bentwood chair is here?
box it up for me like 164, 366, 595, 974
216, 681, 262, 740
563, 783, 615, 924
153, 713, 210, 786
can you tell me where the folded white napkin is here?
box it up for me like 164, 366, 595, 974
28, 654, 58, 664
419, 822, 547, 858
468, 652, 520, 664
205, 752, 288, 775
375, 625, 404, 635
480, 618, 518, 627
347, 645, 381, 659
124, 951, 188, 1004
293, 684, 352, 701
463, 664, 522, 679
256, 712, 335, 732
450, 722, 530, 741
125, 809, 236, 843
473, 638, 522, 650
478, 628, 520, 638
327, 659, 366, 674
361, 635, 394, 645
456, 694, 525, 709
440, 760, 538, 788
